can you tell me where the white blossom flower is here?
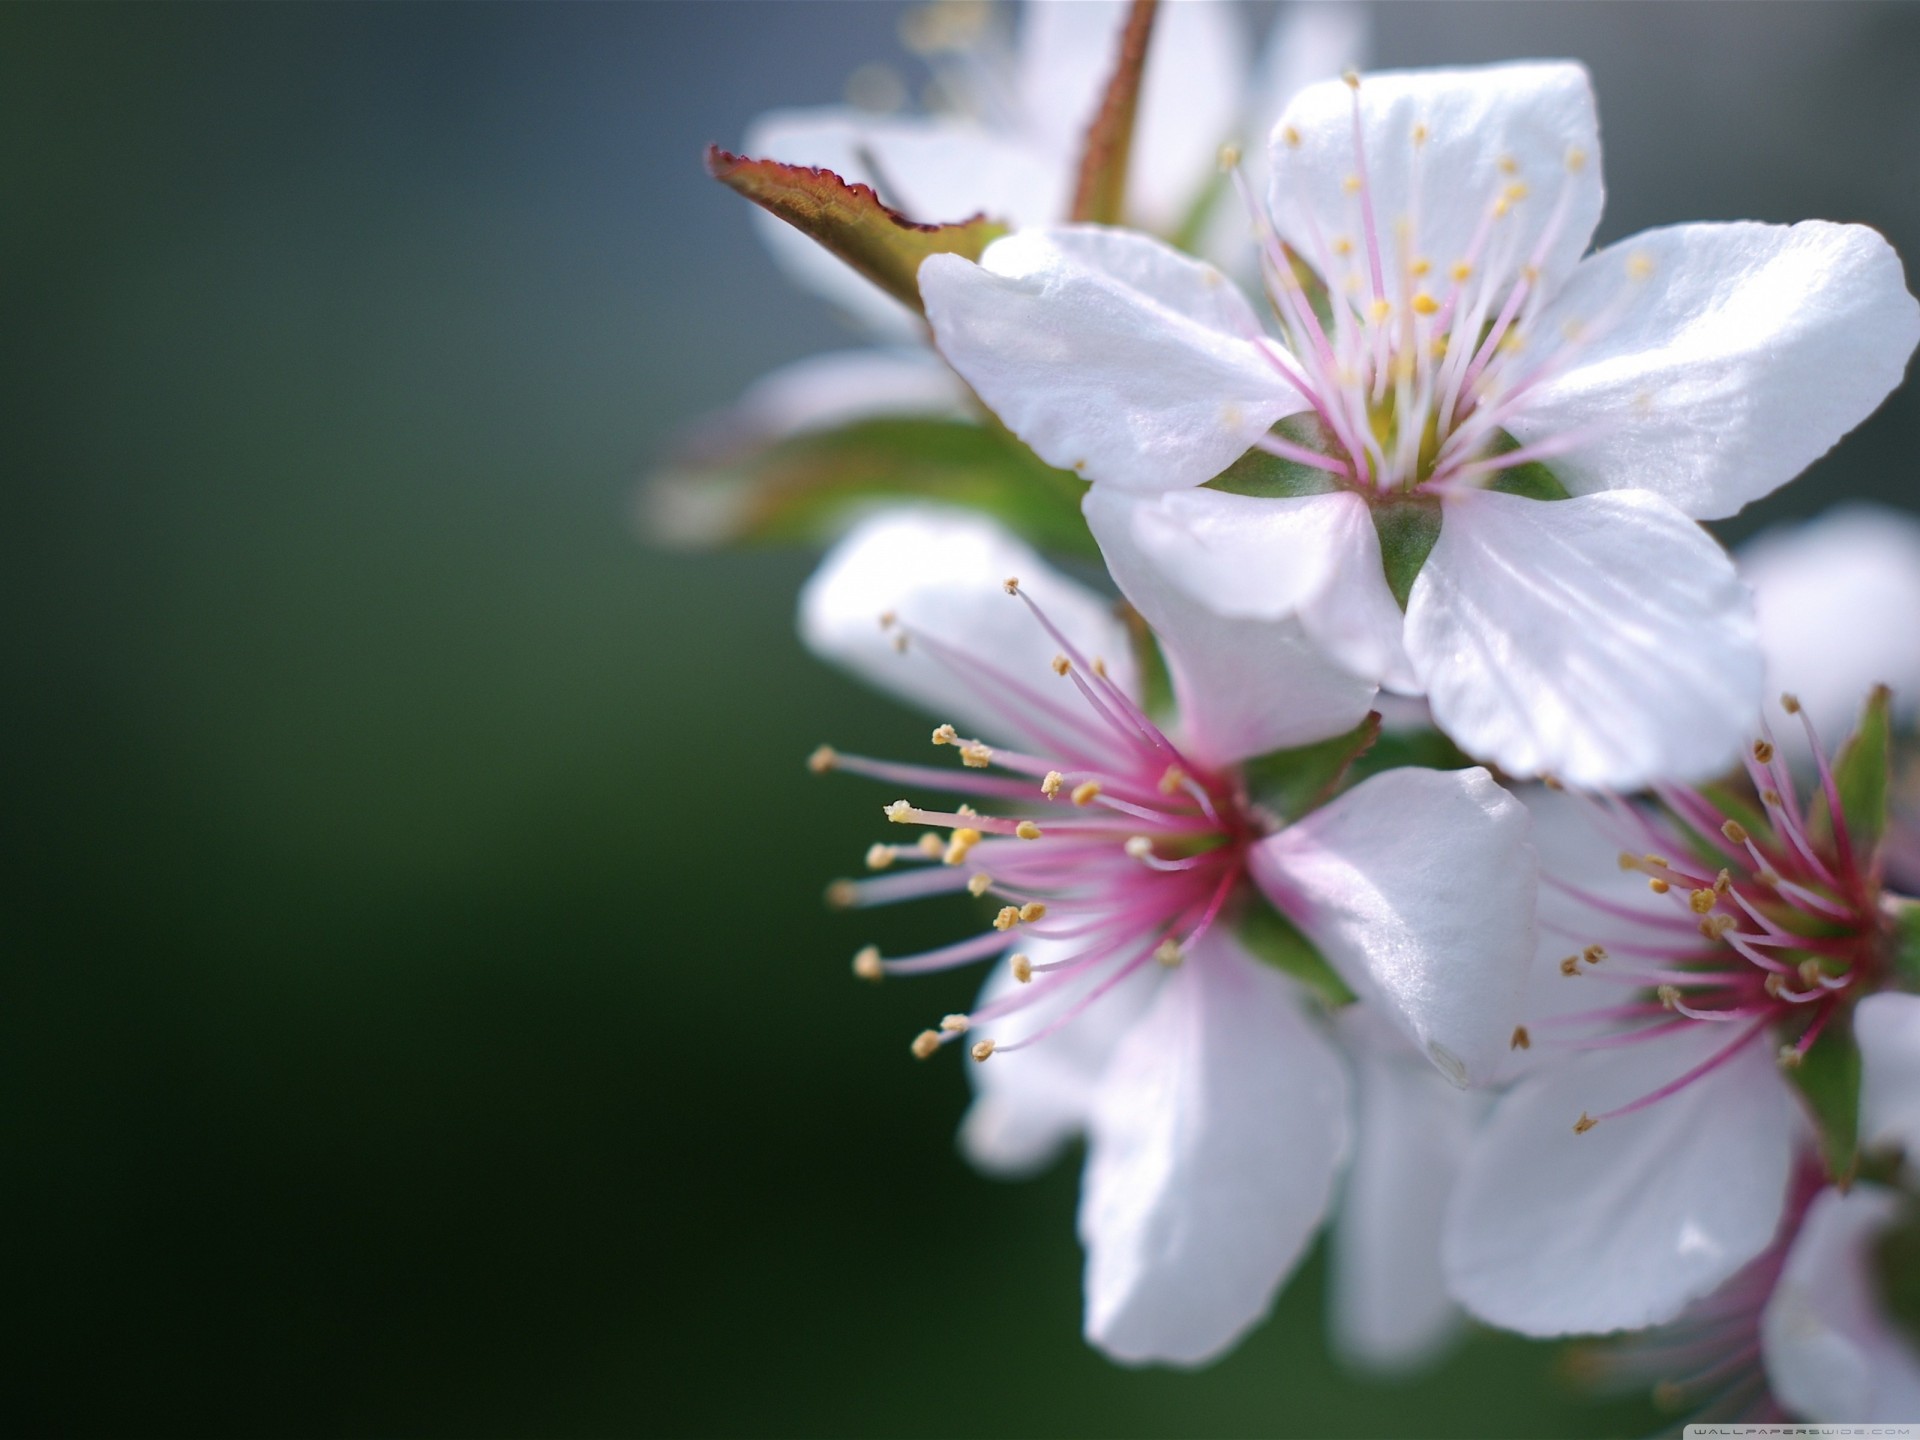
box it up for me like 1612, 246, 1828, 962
1443, 706, 1904, 1336
799, 505, 1534, 1365
920, 61, 1920, 789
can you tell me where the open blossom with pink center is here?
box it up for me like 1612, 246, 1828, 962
799, 506, 1535, 1365
920, 61, 1920, 789
1444, 699, 1914, 1337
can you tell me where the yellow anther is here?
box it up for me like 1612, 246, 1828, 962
1002, 576, 1020, 595
1369, 297, 1391, 323
1218, 141, 1241, 171
853, 946, 884, 982
1015, 821, 1043, 841
943, 827, 982, 865
1010, 953, 1032, 984
993, 906, 1020, 932
1559, 955, 1581, 977
1051, 654, 1071, 677
1626, 251, 1655, 281
916, 833, 944, 859
1700, 914, 1736, 940
1765, 973, 1788, 999
931, 723, 958, 746
1566, 145, 1588, 172
956, 804, 977, 817
865, 844, 894, 871
1510, 1025, 1531, 1051
1688, 888, 1717, 915
1644, 854, 1672, 870
826, 880, 858, 909
1778, 1045, 1804, 1071
1411, 291, 1439, 316
1019, 902, 1047, 923
808, 745, 839, 774
1657, 984, 1681, 1010
1124, 836, 1153, 860
1574, 1113, 1598, 1135
941, 1013, 970, 1033
970, 1039, 996, 1062
1041, 770, 1064, 798
1754, 740, 1776, 765
1411, 122, 1429, 147
1799, 958, 1827, 987
1781, 692, 1802, 715
1505, 182, 1530, 203
1757, 868, 1781, 888
1158, 765, 1188, 795
1522, 264, 1540, 285
1648, 877, 1671, 895
1071, 781, 1102, 806
1497, 154, 1519, 175
1342, 69, 1361, 89
1722, 820, 1750, 845
877, 609, 896, 630
1332, 236, 1354, 257
885, 800, 914, 824
911, 1030, 941, 1060
1410, 257, 1432, 277
1429, 334, 1449, 359
1763, 789, 1783, 808
1154, 938, 1185, 967
1451, 261, 1473, 282
1714, 869, 1733, 895
1282, 124, 1301, 148
1091, 657, 1108, 679
966, 872, 992, 897
890, 631, 909, 655
960, 743, 994, 769
1343, 173, 1363, 194
1584, 946, 1608, 965
1618, 851, 1640, 871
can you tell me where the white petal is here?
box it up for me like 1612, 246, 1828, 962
1762, 1185, 1920, 1424
1086, 482, 1414, 691
1251, 766, 1536, 1088
1084, 488, 1378, 766
744, 108, 1064, 335
797, 507, 1136, 742
1329, 1011, 1477, 1374
958, 939, 1161, 1178
920, 226, 1297, 491
1268, 63, 1602, 315
727, 347, 973, 442
1079, 935, 1347, 1366
1858, 992, 1920, 1170
1406, 488, 1762, 789
1512, 222, 1920, 521
1740, 504, 1920, 755
1444, 1027, 1795, 1336
1014, 0, 1245, 235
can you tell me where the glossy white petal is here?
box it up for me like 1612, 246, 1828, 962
1268, 63, 1602, 314
958, 939, 1160, 1178
1015, 0, 1245, 235
1079, 935, 1347, 1366
1084, 487, 1378, 766
797, 507, 1136, 743
1763, 1185, 1920, 1423
1251, 766, 1536, 1088
1858, 992, 1920, 1170
1741, 505, 1920, 754
1513, 222, 1920, 521
1330, 1012, 1476, 1374
1407, 488, 1761, 789
1444, 1027, 1795, 1336
744, 108, 1064, 335
728, 346, 973, 442
921, 226, 1297, 491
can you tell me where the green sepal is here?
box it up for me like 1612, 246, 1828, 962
1892, 896, 1920, 990
1237, 899, 1356, 1008
645, 416, 1097, 556
1373, 496, 1442, 611
1203, 413, 1343, 499
1241, 712, 1381, 824
1873, 1203, 1920, 1350
1787, 1012, 1863, 1185
705, 146, 1007, 315
1483, 431, 1572, 501
1833, 685, 1894, 856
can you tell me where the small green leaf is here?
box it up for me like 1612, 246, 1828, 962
645, 416, 1096, 556
1482, 431, 1572, 501
1241, 713, 1381, 824
1237, 899, 1355, 1008
1373, 496, 1443, 610
705, 146, 1007, 314
1203, 414, 1344, 499
1833, 685, 1894, 856
1787, 1014, 1862, 1184
1068, 0, 1158, 226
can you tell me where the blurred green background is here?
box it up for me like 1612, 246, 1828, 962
3, 3, 1916, 1435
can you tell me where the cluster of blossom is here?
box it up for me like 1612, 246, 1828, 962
661, 1, 1920, 1422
